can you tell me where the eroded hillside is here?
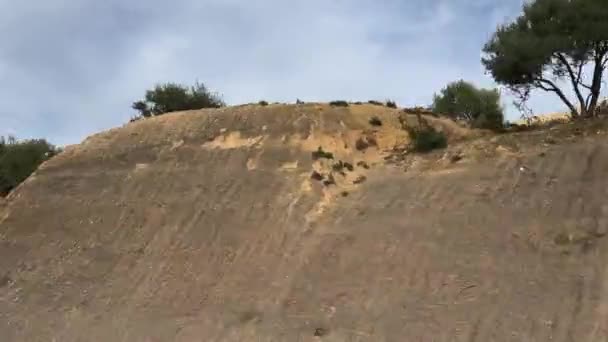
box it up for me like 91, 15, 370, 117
1, 103, 608, 341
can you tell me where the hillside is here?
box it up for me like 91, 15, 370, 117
1, 103, 608, 341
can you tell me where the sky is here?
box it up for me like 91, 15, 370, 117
0, 0, 583, 146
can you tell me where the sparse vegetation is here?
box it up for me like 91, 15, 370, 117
386, 100, 397, 109
368, 100, 384, 106
332, 161, 354, 173
432, 80, 504, 130
368, 116, 383, 126
355, 135, 378, 151
323, 173, 336, 186
311, 147, 334, 160
407, 126, 447, 152
132, 81, 225, 117
310, 171, 324, 181
343, 162, 354, 171
0, 136, 59, 196
329, 100, 349, 107
355, 138, 369, 151
353, 175, 367, 184
404, 117, 448, 153
332, 162, 344, 172
129, 115, 143, 123
356, 161, 370, 169
482, 0, 608, 118
258, 100, 269, 106
403, 106, 435, 115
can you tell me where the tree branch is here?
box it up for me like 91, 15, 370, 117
556, 53, 587, 112
585, 92, 593, 109
575, 61, 584, 85
535, 78, 579, 116
580, 83, 593, 91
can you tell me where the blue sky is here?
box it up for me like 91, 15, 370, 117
0, 0, 577, 146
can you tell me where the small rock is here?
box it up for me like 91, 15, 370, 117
314, 328, 327, 337
450, 154, 463, 163
496, 145, 512, 154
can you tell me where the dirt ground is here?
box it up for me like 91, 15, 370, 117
1, 103, 608, 341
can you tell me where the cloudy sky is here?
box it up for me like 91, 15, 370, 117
0, 0, 579, 146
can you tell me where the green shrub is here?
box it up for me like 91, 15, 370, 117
329, 100, 349, 107
432, 80, 504, 130
0, 137, 59, 196
368, 100, 384, 106
258, 100, 269, 106
132, 81, 225, 117
405, 125, 447, 153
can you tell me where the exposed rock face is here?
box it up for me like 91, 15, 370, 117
2, 103, 608, 341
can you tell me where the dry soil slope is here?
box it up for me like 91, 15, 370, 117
1, 104, 608, 342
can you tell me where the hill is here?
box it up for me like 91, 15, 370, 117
1, 103, 608, 341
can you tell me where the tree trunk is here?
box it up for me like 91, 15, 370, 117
584, 52, 607, 117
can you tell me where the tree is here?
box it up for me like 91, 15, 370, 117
432, 80, 505, 130
0, 137, 58, 196
132, 81, 225, 117
482, 0, 608, 118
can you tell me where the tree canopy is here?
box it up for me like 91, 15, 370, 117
482, 0, 608, 118
432, 80, 505, 130
0, 137, 59, 196
132, 81, 225, 118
